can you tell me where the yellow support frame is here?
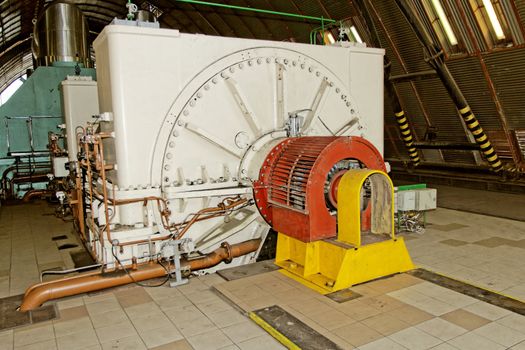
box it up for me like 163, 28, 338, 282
275, 169, 414, 293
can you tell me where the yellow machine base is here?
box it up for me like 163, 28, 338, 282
275, 233, 415, 294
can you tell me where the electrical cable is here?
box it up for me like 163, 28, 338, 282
110, 246, 171, 288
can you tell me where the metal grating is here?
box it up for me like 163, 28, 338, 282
483, 47, 525, 131
371, 1, 429, 74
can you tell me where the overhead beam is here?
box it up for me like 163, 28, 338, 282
174, 0, 337, 23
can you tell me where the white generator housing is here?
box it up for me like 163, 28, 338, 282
87, 24, 385, 269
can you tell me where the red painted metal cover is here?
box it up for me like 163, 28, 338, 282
254, 136, 386, 242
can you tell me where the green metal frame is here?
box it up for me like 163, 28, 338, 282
175, 0, 336, 24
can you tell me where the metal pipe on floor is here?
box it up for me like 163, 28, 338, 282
19, 238, 261, 311
22, 189, 53, 202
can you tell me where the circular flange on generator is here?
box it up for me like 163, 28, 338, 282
149, 47, 369, 252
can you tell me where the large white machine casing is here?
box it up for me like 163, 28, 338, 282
61, 76, 99, 161
91, 24, 384, 268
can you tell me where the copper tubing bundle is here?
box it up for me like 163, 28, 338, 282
19, 238, 261, 311
78, 130, 249, 250
22, 189, 53, 202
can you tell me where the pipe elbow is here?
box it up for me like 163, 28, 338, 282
19, 284, 53, 312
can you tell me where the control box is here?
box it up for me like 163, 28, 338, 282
396, 188, 437, 211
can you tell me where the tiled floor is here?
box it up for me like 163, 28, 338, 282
402, 208, 525, 299
0, 202, 524, 349
215, 270, 525, 349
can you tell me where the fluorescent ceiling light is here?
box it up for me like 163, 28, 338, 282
482, 0, 505, 40
350, 26, 363, 43
431, 0, 458, 45
324, 31, 335, 44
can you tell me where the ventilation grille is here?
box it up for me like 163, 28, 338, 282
268, 137, 337, 212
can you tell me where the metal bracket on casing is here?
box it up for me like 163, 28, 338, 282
285, 109, 311, 137
160, 238, 194, 287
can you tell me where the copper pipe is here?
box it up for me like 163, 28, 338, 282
96, 136, 113, 245
19, 238, 261, 311
22, 189, 52, 202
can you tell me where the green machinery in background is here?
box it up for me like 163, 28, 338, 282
0, 2, 96, 199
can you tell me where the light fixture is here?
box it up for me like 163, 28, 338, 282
350, 26, 363, 43
482, 0, 505, 40
431, 0, 458, 45
323, 31, 336, 44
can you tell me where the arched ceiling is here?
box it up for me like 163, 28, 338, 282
1, 0, 524, 177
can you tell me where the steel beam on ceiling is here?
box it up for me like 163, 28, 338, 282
173, 0, 336, 23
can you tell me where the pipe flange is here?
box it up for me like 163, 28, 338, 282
221, 242, 233, 264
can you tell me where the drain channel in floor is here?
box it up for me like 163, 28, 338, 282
57, 243, 78, 250
0, 294, 57, 331
51, 235, 68, 241
251, 305, 342, 350
410, 268, 525, 315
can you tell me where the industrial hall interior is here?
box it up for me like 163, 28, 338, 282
1, 0, 525, 349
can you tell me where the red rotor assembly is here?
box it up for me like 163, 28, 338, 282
253, 136, 386, 242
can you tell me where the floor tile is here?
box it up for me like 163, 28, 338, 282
138, 324, 184, 348
496, 313, 525, 333
333, 322, 382, 347
56, 297, 84, 311
385, 305, 434, 326
462, 301, 511, 321
358, 337, 408, 350
439, 239, 468, 247
409, 297, 458, 316
187, 329, 233, 350
89, 308, 129, 329
439, 309, 490, 330
131, 313, 171, 332
221, 320, 266, 343
415, 318, 467, 341
510, 341, 525, 350
428, 344, 458, 350
195, 298, 233, 317
176, 315, 217, 337
13, 324, 55, 347
85, 299, 121, 315
361, 313, 410, 336
101, 335, 146, 350
0, 330, 13, 350
56, 328, 100, 350
339, 301, 382, 321
472, 237, 513, 248
15, 339, 57, 350
447, 331, 505, 350
56, 305, 88, 322
388, 327, 442, 350
164, 304, 205, 325
236, 334, 286, 350
124, 302, 163, 319
54, 317, 94, 338
307, 308, 356, 331
149, 339, 194, 350
207, 309, 247, 328
94, 320, 137, 343
472, 321, 525, 347
115, 287, 153, 308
